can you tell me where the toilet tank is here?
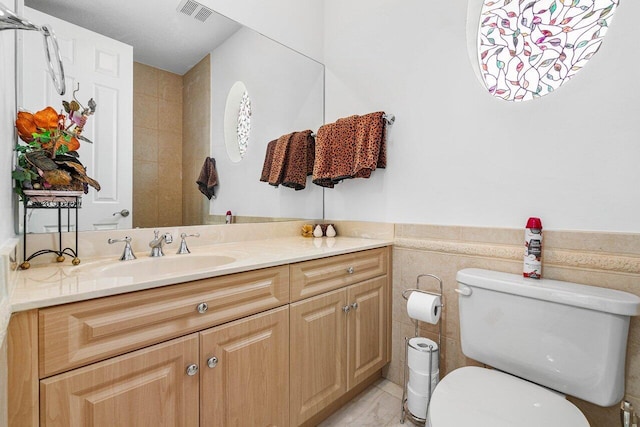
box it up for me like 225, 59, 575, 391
456, 268, 640, 407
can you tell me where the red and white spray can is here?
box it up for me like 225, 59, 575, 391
524, 217, 543, 279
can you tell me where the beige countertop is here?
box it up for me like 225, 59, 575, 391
10, 236, 392, 312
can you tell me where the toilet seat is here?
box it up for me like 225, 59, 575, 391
427, 367, 589, 427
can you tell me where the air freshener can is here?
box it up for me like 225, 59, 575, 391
524, 217, 543, 279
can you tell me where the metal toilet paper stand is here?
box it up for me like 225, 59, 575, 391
400, 274, 444, 426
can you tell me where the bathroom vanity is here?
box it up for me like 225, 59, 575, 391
7, 238, 391, 427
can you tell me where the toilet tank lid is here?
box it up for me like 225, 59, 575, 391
457, 268, 640, 316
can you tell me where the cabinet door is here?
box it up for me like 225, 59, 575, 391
40, 334, 199, 427
200, 306, 290, 427
347, 276, 388, 389
290, 289, 348, 426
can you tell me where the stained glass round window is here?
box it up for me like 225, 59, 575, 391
224, 81, 252, 162
477, 0, 620, 101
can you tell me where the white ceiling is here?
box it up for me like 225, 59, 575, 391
25, 0, 242, 75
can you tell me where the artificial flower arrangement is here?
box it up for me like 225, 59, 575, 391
13, 89, 101, 199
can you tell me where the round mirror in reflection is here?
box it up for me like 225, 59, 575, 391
224, 81, 252, 162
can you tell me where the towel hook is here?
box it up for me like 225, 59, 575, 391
0, 2, 66, 95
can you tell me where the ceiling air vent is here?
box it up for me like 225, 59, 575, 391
176, 0, 213, 23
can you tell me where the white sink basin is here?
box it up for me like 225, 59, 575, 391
75, 254, 236, 278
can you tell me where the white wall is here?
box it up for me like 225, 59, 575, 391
202, 0, 323, 62
0, 4, 15, 426
210, 27, 324, 220
323, 0, 640, 233
0, 21, 16, 243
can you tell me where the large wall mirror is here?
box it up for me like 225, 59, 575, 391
16, 0, 324, 233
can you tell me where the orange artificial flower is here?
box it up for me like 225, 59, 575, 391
33, 106, 60, 130
55, 136, 80, 152
15, 111, 37, 142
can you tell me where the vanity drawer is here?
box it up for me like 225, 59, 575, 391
38, 266, 289, 378
290, 247, 388, 302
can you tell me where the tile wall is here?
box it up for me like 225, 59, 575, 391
132, 62, 184, 228
387, 224, 640, 426
182, 55, 211, 226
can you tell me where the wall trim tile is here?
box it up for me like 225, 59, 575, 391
395, 237, 640, 275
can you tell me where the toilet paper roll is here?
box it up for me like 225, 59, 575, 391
406, 292, 441, 324
407, 384, 429, 419
408, 368, 439, 396
408, 337, 439, 374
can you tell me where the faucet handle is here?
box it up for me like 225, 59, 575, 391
108, 236, 136, 261
153, 230, 173, 244
177, 233, 200, 254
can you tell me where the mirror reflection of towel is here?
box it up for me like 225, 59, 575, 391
261, 130, 315, 190
196, 157, 218, 200
282, 130, 315, 190
260, 139, 277, 182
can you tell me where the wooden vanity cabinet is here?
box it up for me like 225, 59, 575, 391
289, 248, 390, 427
8, 246, 391, 427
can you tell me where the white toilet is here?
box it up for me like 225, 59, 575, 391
427, 268, 640, 427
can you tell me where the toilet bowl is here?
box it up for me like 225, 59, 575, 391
427, 367, 588, 427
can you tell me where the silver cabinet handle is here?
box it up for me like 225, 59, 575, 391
207, 356, 218, 368
350, 302, 359, 310
346, 266, 354, 274
197, 302, 208, 314
342, 305, 351, 313
186, 364, 199, 376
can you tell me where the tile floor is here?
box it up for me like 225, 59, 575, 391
319, 378, 414, 427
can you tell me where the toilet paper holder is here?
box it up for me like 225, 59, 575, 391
400, 274, 444, 426
402, 274, 444, 342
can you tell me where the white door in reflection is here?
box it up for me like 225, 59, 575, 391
21, 8, 133, 231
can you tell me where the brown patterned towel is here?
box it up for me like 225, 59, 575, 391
268, 132, 295, 186
312, 115, 359, 188
260, 139, 277, 182
353, 111, 386, 178
282, 130, 315, 190
196, 157, 218, 200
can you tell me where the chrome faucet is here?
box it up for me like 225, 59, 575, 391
149, 230, 173, 257
177, 233, 200, 254
108, 236, 136, 261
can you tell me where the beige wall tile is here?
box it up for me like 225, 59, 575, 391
158, 130, 183, 166
545, 230, 640, 256
158, 70, 183, 103
395, 223, 462, 241
133, 62, 158, 97
459, 225, 521, 245
182, 55, 210, 227
133, 62, 187, 228
133, 126, 158, 163
132, 188, 158, 229
133, 160, 159, 190
133, 93, 158, 130
158, 99, 182, 133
